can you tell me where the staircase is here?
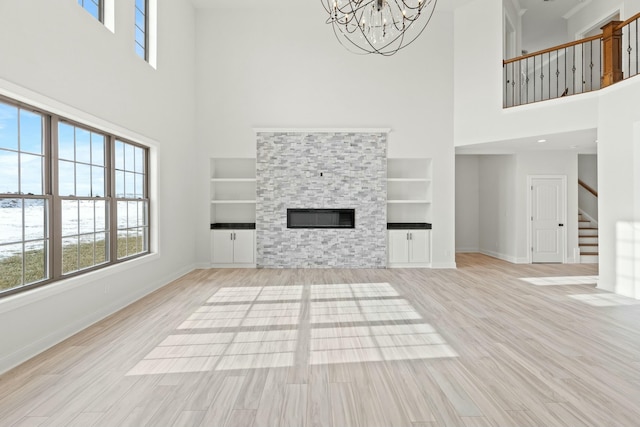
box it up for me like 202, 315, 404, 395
578, 213, 598, 263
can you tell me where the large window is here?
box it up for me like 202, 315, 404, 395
77, 0, 103, 22
0, 103, 48, 291
135, 0, 148, 60
0, 97, 150, 296
115, 139, 149, 259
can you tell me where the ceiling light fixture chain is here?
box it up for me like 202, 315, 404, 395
322, 0, 437, 56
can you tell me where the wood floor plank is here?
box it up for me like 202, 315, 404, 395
329, 382, 360, 427
224, 409, 255, 427
3, 254, 640, 427
199, 375, 246, 427
307, 364, 331, 427
281, 384, 307, 427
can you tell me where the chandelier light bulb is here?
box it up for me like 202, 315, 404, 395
322, 0, 438, 56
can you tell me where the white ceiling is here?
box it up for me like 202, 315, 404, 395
518, 0, 592, 53
455, 128, 597, 155
190, 0, 476, 11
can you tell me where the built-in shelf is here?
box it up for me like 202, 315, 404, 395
211, 200, 256, 204
387, 158, 432, 224
387, 178, 431, 183
210, 158, 257, 224
211, 178, 257, 183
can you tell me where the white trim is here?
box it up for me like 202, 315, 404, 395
480, 249, 518, 264
455, 248, 480, 253
0, 263, 196, 375
210, 264, 257, 268
578, 208, 598, 227
563, 0, 592, 20
574, 6, 623, 40
388, 263, 432, 268
103, 0, 115, 33
253, 128, 392, 134
527, 175, 568, 264
430, 262, 457, 269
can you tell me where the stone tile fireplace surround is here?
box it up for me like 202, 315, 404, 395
256, 130, 387, 268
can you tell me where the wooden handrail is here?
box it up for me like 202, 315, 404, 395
578, 179, 598, 198
503, 34, 602, 65
616, 11, 640, 30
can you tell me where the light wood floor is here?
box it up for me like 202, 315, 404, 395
2, 254, 640, 427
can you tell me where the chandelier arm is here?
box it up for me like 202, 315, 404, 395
332, 22, 374, 54
322, 0, 437, 55
382, 0, 436, 52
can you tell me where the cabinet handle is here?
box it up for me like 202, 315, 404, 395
230, 233, 233, 241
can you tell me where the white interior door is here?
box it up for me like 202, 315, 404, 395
531, 177, 565, 263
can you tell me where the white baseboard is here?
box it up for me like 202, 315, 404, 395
430, 262, 457, 269
480, 249, 520, 264
0, 263, 196, 376
210, 264, 257, 269
455, 248, 480, 253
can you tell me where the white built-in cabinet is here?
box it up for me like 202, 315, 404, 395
211, 229, 255, 266
210, 158, 257, 267
387, 158, 432, 268
388, 230, 431, 267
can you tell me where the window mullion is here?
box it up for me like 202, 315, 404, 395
50, 116, 62, 280
108, 135, 117, 264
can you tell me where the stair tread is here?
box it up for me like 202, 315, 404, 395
579, 243, 598, 246
581, 252, 599, 255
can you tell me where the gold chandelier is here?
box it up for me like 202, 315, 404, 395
322, 0, 438, 56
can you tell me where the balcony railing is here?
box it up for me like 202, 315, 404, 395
503, 13, 640, 108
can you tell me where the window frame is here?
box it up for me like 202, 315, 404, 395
0, 95, 151, 297
78, 0, 104, 23
135, 0, 149, 61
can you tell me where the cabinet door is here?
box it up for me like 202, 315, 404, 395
408, 230, 430, 264
211, 230, 234, 264
388, 230, 409, 264
233, 230, 255, 264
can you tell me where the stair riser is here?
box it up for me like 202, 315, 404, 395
579, 237, 598, 245
580, 255, 599, 264
579, 229, 598, 237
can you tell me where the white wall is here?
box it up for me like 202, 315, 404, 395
514, 151, 579, 263
597, 77, 640, 297
566, 1, 624, 39
0, 0, 197, 374
195, 3, 457, 268
455, 0, 599, 148
455, 155, 480, 252
578, 154, 598, 221
503, 0, 522, 58
478, 155, 517, 261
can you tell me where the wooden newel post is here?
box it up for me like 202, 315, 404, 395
601, 21, 623, 87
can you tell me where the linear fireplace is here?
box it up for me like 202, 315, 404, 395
287, 209, 355, 229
